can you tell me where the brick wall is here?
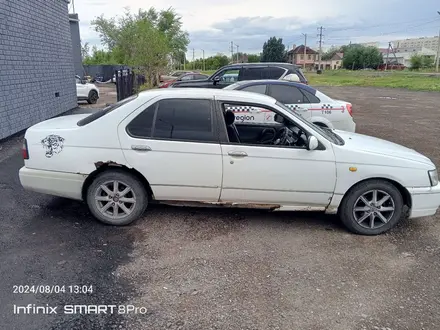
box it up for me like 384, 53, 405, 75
0, 0, 77, 140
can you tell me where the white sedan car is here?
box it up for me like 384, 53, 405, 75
19, 89, 439, 235
75, 76, 100, 104
224, 80, 356, 132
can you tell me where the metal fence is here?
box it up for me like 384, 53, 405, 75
83, 65, 130, 82
115, 69, 146, 101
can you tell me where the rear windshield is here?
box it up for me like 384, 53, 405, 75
77, 95, 138, 126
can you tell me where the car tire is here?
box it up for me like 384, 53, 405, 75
339, 180, 404, 235
86, 170, 148, 226
87, 90, 98, 104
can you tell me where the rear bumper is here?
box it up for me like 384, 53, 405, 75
19, 167, 86, 201
407, 185, 440, 218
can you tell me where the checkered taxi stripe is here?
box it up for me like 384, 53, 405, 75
226, 104, 345, 112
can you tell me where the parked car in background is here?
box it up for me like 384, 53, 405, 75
19, 88, 439, 236
169, 63, 308, 88
224, 80, 356, 132
159, 72, 209, 88
160, 70, 194, 82
75, 75, 100, 104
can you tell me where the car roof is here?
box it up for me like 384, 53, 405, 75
227, 79, 317, 94
222, 62, 300, 69
137, 88, 278, 104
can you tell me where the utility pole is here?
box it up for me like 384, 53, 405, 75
317, 26, 324, 71
230, 41, 234, 63
235, 44, 239, 63
385, 42, 391, 70
436, 11, 440, 72
201, 49, 205, 71
192, 49, 195, 70
302, 33, 307, 70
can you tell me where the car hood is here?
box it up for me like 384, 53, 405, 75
335, 130, 434, 167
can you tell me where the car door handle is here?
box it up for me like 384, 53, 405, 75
131, 145, 152, 151
228, 151, 248, 157
296, 107, 308, 111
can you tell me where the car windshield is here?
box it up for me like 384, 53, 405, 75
77, 94, 139, 126
275, 101, 344, 145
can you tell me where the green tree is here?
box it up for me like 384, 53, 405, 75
342, 45, 383, 70
247, 54, 261, 63
83, 46, 117, 65
409, 54, 423, 70
322, 46, 341, 61
91, 8, 189, 86
261, 37, 286, 62
422, 55, 434, 68
81, 41, 90, 59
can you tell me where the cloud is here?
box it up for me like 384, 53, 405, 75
75, 0, 440, 57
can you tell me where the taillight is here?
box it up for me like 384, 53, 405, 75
22, 139, 29, 160
346, 104, 353, 117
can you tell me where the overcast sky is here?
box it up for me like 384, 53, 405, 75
73, 0, 440, 58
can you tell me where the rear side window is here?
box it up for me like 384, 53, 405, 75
262, 67, 286, 79
77, 95, 138, 126
241, 84, 267, 94
301, 89, 320, 103
126, 99, 216, 142
269, 85, 306, 104
241, 67, 264, 80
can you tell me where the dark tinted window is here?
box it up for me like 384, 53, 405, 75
301, 89, 320, 103
180, 74, 194, 81
78, 94, 138, 126
241, 84, 267, 94
241, 67, 264, 80
195, 74, 208, 79
126, 103, 156, 137
263, 67, 286, 79
153, 99, 215, 142
269, 85, 306, 104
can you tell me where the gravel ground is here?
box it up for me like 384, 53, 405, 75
0, 86, 439, 330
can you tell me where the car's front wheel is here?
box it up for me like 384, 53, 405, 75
86, 170, 148, 225
339, 180, 404, 235
87, 90, 99, 104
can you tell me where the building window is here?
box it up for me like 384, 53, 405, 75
300, 55, 304, 60
308, 55, 311, 60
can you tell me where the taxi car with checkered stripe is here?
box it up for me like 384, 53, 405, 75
224, 80, 356, 132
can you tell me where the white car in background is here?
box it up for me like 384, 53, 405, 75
75, 75, 100, 104
19, 88, 439, 236
224, 80, 356, 132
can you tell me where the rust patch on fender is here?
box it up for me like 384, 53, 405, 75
94, 160, 122, 169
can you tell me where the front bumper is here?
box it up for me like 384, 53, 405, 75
407, 184, 440, 218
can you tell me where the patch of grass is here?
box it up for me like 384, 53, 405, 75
200, 70, 216, 76
307, 70, 440, 92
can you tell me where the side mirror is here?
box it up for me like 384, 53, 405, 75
307, 136, 319, 151
213, 76, 221, 84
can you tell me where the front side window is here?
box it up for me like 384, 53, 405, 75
127, 99, 216, 142
214, 69, 240, 83
269, 85, 307, 104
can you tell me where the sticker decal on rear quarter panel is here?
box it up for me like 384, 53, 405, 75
41, 135, 65, 158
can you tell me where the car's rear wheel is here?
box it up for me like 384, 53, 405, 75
87, 90, 98, 104
339, 180, 404, 235
86, 170, 148, 225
